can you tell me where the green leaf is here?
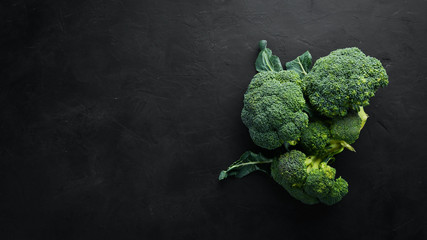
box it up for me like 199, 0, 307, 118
255, 40, 283, 72
218, 171, 228, 180
218, 151, 273, 180
285, 51, 312, 77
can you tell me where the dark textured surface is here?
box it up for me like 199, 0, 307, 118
1, 0, 427, 239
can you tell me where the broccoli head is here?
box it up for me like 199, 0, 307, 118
241, 71, 308, 150
270, 151, 319, 204
299, 121, 331, 155
304, 47, 388, 118
271, 150, 348, 205
330, 106, 368, 144
319, 177, 349, 206
299, 117, 362, 157
270, 150, 308, 187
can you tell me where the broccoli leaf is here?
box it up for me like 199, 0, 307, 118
218, 151, 273, 180
286, 51, 312, 77
255, 40, 283, 72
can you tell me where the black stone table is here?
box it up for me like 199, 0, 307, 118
1, 0, 426, 239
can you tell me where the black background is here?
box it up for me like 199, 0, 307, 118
2, 0, 427, 239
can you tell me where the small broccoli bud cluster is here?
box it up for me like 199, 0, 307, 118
299, 108, 366, 159
271, 150, 348, 205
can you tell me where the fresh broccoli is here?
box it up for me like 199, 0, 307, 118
299, 122, 350, 158
300, 104, 369, 157
277, 179, 320, 205
330, 106, 368, 144
319, 177, 349, 205
219, 41, 389, 206
299, 121, 332, 155
304, 47, 388, 118
271, 150, 348, 205
241, 70, 309, 150
303, 163, 336, 199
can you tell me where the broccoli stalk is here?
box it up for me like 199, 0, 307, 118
358, 106, 368, 130
304, 155, 322, 173
328, 139, 355, 153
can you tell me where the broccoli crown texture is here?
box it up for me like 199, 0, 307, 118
328, 106, 368, 145
299, 116, 363, 157
279, 180, 320, 205
299, 121, 331, 155
304, 47, 388, 118
330, 112, 362, 145
271, 150, 348, 205
319, 177, 349, 206
271, 150, 308, 187
271, 151, 319, 204
304, 163, 335, 199
241, 71, 308, 150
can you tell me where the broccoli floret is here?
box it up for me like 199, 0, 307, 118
220, 43, 389, 206
271, 151, 320, 204
299, 121, 331, 155
330, 106, 368, 144
248, 71, 303, 91
271, 150, 348, 205
319, 177, 349, 206
303, 163, 335, 199
270, 150, 309, 187
304, 47, 388, 118
280, 181, 320, 205
299, 119, 358, 157
241, 71, 309, 150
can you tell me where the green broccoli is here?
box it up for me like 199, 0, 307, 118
304, 47, 388, 118
304, 163, 336, 199
278, 179, 320, 205
241, 70, 308, 150
300, 105, 369, 157
319, 177, 349, 206
219, 41, 389, 206
271, 150, 348, 205
299, 121, 332, 155
330, 106, 368, 144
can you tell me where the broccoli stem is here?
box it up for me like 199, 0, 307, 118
329, 139, 355, 153
225, 160, 273, 172
358, 106, 368, 130
296, 57, 308, 75
305, 139, 355, 173
305, 156, 322, 172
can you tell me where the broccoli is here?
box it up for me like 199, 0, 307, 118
271, 150, 348, 205
219, 41, 389, 206
299, 106, 367, 156
330, 106, 368, 144
299, 121, 334, 155
304, 47, 388, 118
319, 177, 349, 205
241, 70, 309, 150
